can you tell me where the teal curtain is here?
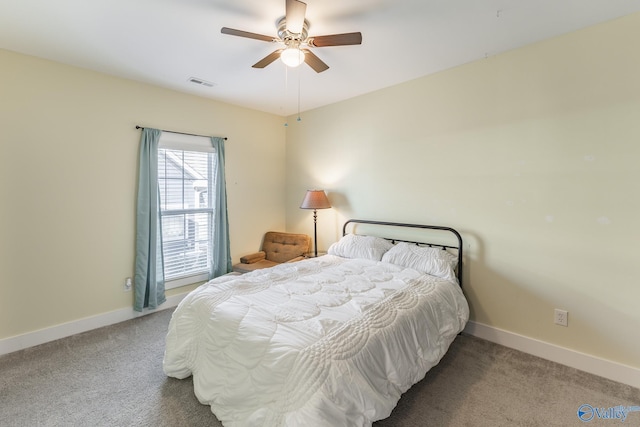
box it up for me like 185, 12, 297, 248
210, 136, 232, 279
134, 128, 166, 312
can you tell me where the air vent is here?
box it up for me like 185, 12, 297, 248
188, 77, 216, 87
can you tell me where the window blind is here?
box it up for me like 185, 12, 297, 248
158, 142, 216, 281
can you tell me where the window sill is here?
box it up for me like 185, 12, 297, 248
165, 272, 209, 290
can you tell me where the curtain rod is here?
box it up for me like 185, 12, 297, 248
135, 125, 227, 140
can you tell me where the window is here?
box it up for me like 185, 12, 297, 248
158, 134, 217, 288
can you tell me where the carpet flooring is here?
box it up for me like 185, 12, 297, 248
1, 308, 638, 427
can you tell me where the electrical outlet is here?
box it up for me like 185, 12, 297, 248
554, 309, 568, 327
124, 277, 132, 292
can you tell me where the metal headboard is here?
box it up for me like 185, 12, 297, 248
342, 219, 464, 288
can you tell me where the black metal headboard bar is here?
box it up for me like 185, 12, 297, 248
343, 219, 463, 288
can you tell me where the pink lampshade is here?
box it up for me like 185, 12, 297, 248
300, 190, 331, 210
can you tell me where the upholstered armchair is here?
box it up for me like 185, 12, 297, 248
232, 231, 311, 273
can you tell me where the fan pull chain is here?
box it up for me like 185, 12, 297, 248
283, 66, 302, 126
284, 66, 289, 127
297, 67, 302, 122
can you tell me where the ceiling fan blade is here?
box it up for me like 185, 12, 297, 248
252, 50, 284, 68
309, 32, 362, 47
301, 49, 329, 73
286, 0, 307, 34
221, 27, 275, 42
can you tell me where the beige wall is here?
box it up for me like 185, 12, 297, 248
0, 49, 286, 339
285, 14, 640, 369
2, 13, 639, 373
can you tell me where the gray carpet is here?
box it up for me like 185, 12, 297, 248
1, 308, 638, 427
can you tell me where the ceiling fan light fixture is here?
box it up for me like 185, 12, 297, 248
280, 46, 305, 67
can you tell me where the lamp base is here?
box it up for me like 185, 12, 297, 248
304, 251, 326, 258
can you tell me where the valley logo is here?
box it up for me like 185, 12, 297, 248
577, 404, 640, 423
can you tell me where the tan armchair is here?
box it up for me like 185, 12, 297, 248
232, 231, 311, 273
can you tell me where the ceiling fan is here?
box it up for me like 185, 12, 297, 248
221, 0, 362, 73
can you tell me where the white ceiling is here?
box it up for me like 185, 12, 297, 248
2, 0, 640, 116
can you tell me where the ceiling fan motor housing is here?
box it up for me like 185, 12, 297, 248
277, 17, 309, 46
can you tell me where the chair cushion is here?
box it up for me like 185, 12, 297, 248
232, 259, 279, 274
262, 231, 311, 263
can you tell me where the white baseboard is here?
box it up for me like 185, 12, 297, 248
3, 300, 638, 390
0, 292, 188, 357
464, 321, 640, 390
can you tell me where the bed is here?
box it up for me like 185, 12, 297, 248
163, 219, 469, 426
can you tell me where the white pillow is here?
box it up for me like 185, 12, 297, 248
381, 242, 458, 282
327, 234, 394, 261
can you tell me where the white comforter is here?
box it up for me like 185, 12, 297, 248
164, 255, 469, 427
